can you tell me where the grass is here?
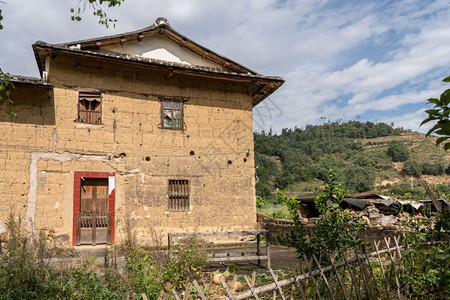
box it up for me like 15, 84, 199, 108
258, 204, 291, 220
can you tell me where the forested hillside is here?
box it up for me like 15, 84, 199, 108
254, 121, 450, 200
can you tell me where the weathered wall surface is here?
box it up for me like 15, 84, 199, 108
0, 54, 257, 245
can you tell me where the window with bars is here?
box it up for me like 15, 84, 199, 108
78, 92, 102, 124
161, 99, 183, 129
168, 179, 190, 211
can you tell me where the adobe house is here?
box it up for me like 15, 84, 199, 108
0, 17, 284, 246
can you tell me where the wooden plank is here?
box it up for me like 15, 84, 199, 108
354, 248, 370, 300
384, 237, 401, 300
209, 255, 268, 262
243, 275, 260, 300
313, 255, 335, 300
269, 269, 286, 300
219, 275, 235, 299
342, 251, 361, 300
107, 212, 111, 245
361, 244, 380, 297
231, 275, 238, 294
265, 232, 271, 269
182, 282, 192, 300
303, 256, 322, 300
193, 280, 207, 300
169, 230, 268, 238
76, 212, 81, 246
291, 269, 307, 300
92, 211, 97, 246
374, 240, 389, 299
329, 253, 349, 300
171, 289, 181, 300
157, 290, 164, 300
210, 252, 248, 258
422, 179, 441, 211
257, 233, 261, 266
168, 233, 172, 259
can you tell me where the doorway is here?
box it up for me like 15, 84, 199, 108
73, 172, 115, 246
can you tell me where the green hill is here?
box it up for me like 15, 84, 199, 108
254, 121, 450, 201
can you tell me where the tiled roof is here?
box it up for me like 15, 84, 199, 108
8, 74, 51, 87
33, 41, 283, 82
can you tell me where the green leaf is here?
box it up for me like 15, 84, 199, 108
443, 75, 450, 82
443, 108, 450, 118
441, 89, 450, 106
444, 143, 450, 150
426, 123, 441, 136
435, 129, 448, 135
425, 109, 440, 116
435, 253, 449, 260
426, 98, 440, 105
420, 116, 438, 126
436, 137, 449, 145
70, 8, 75, 13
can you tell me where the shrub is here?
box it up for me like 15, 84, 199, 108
387, 141, 409, 162
256, 195, 266, 209
403, 210, 450, 298
0, 214, 126, 299
164, 238, 208, 289
0, 213, 207, 299
421, 161, 444, 175
403, 159, 422, 177
281, 170, 366, 263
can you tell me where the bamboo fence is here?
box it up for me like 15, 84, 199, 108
149, 235, 425, 299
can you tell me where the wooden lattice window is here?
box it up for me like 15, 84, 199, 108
161, 99, 183, 129
78, 92, 102, 124
168, 179, 190, 211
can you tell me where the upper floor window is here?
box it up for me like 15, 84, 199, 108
78, 92, 102, 124
161, 99, 183, 130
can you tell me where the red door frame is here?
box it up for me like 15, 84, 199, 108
73, 171, 115, 246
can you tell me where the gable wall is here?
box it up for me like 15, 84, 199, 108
0, 54, 257, 245
102, 35, 221, 68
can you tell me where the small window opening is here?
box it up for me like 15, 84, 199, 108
168, 179, 190, 211
78, 92, 102, 124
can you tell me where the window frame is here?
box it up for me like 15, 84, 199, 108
160, 98, 184, 130
167, 179, 190, 211
77, 92, 102, 125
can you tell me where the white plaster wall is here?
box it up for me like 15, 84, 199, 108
102, 35, 221, 68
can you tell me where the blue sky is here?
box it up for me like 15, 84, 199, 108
1, 0, 449, 133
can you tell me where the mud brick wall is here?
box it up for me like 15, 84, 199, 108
0, 54, 257, 246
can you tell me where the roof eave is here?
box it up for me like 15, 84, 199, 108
9, 74, 52, 88
33, 43, 284, 106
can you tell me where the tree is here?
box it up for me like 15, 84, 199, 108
421, 76, 450, 150
403, 159, 422, 177
70, 0, 125, 28
0, 0, 125, 117
387, 140, 409, 162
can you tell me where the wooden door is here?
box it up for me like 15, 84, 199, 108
78, 178, 110, 245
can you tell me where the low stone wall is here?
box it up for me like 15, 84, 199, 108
258, 213, 403, 250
